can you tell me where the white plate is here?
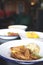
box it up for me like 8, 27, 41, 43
0, 29, 25, 39
0, 39, 43, 64
19, 31, 43, 39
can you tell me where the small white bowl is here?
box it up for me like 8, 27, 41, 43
8, 25, 27, 30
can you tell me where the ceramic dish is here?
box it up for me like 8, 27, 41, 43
0, 39, 43, 64
0, 29, 25, 39
19, 31, 43, 40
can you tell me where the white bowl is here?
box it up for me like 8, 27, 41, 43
8, 25, 27, 30
0, 39, 43, 64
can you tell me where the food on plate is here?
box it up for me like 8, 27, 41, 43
26, 43, 40, 54
26, 32, 39, 38
7, 32, 18, 36
10, 43, 41, 60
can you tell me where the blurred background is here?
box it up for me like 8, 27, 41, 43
0, 0, 43, 32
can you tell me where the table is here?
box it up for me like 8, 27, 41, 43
0, 36, 43, 65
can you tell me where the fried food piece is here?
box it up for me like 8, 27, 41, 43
24, 49, 32, 60
11, 51, 27, 60
10, 46, 25, 59
10, 46, 31, 60
10, 46, 26, 53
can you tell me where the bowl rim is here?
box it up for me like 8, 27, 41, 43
8, 25, 27, 29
